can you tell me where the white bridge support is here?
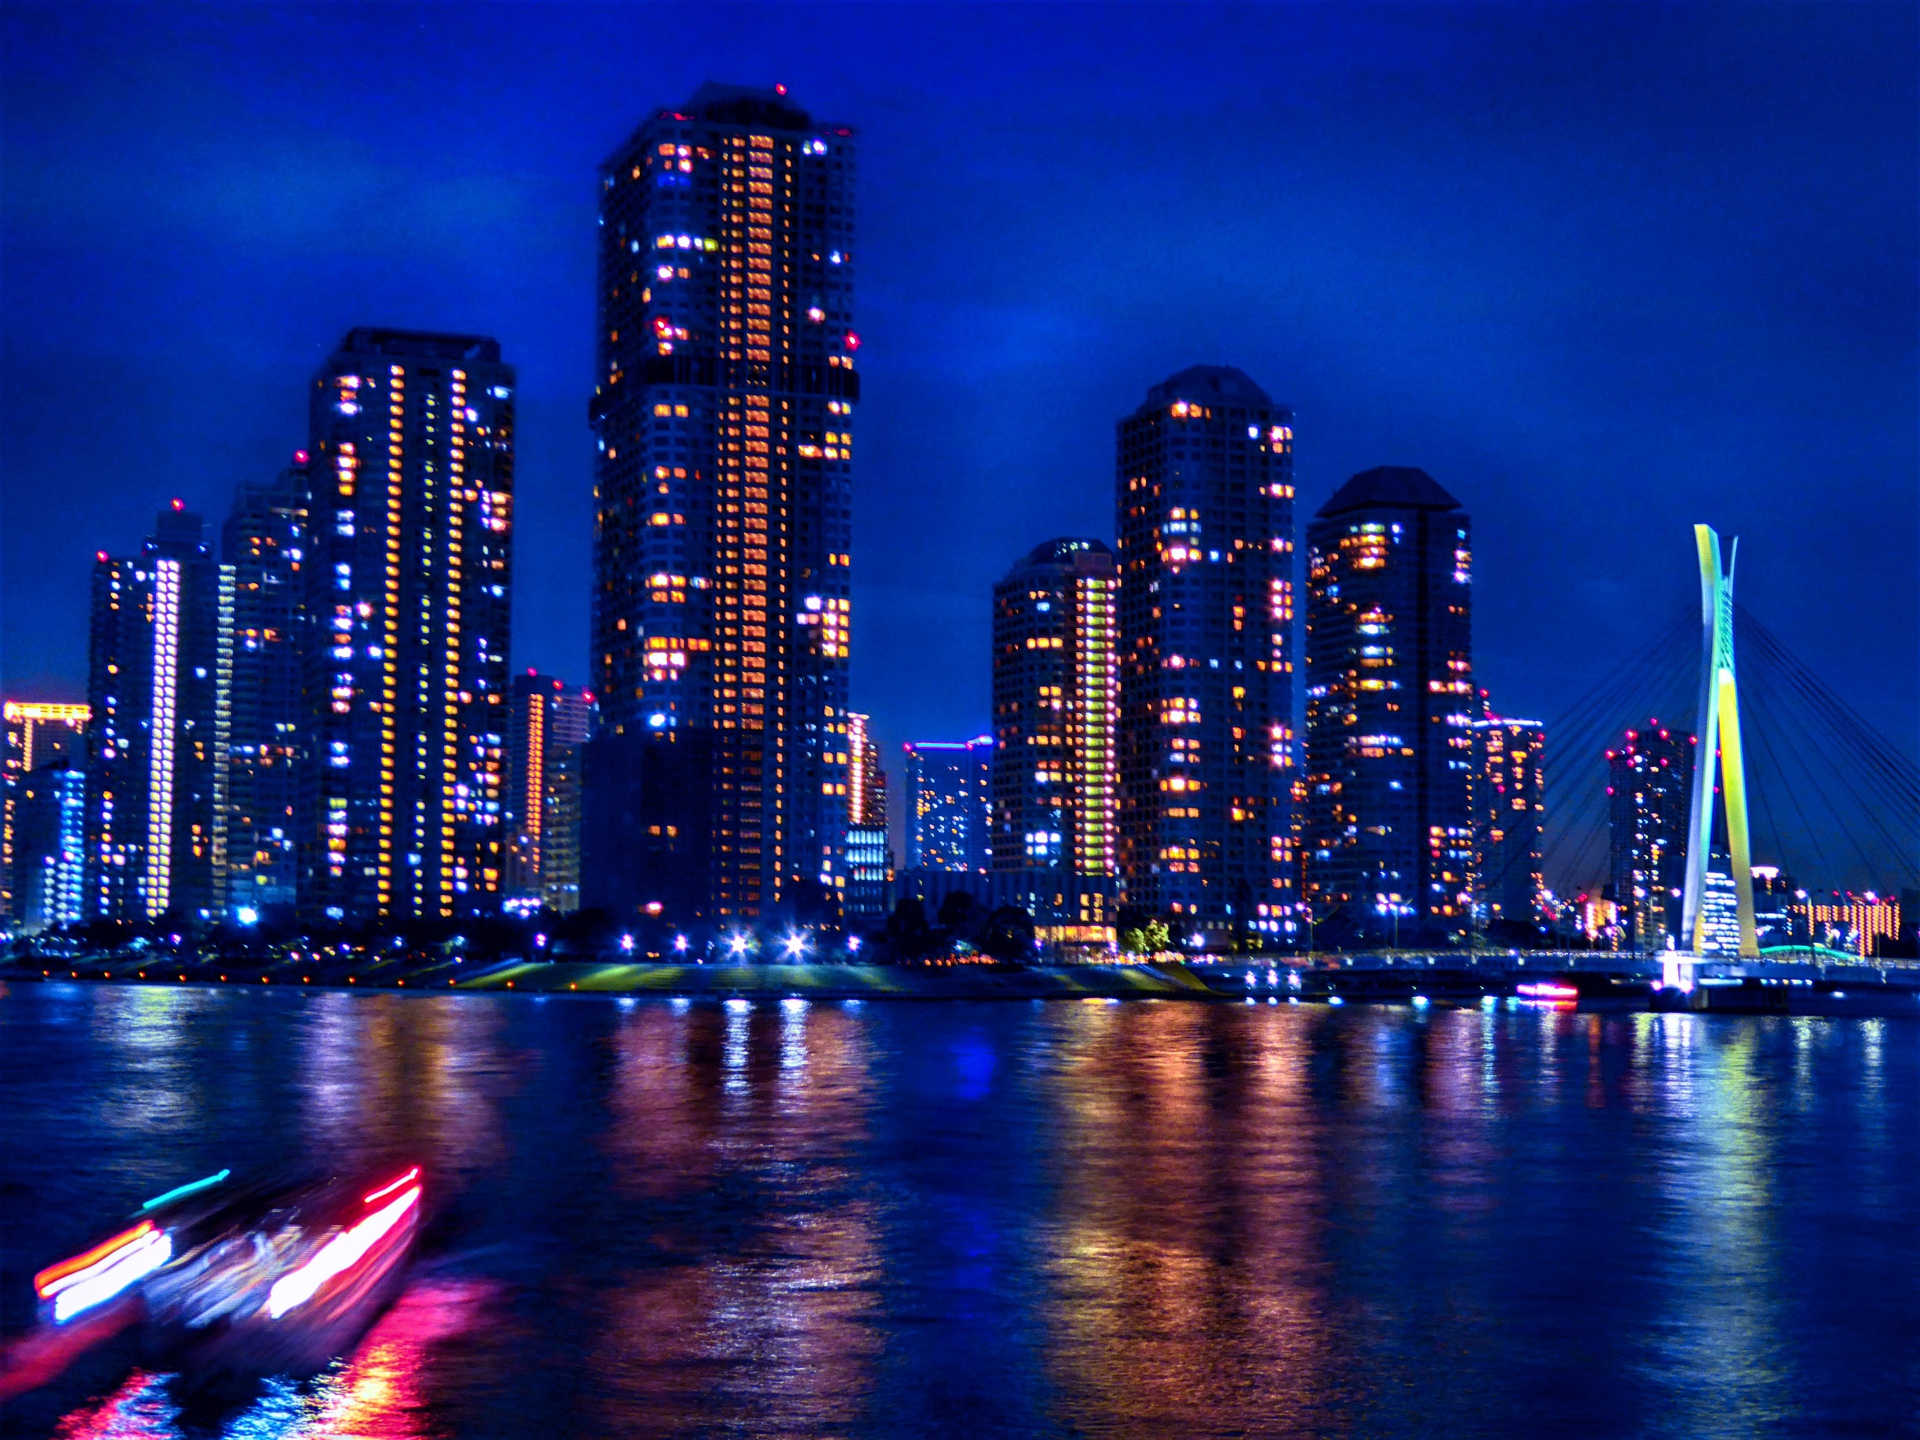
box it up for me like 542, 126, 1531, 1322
1679, 525, 1759, 958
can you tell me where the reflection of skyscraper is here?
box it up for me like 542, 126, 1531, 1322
222, 454, 310, 912
589, 84, 858, 920
302, 329, 516, 923
507, 673, 595, 913
903, 739, 991, 873
1606, 720, 1694, 950
1115, 367, 1296, 942
1472, 707, 1545, 926
84, 505, 227, 922
2, 701, 87, 921
1303, 467, 1474, 946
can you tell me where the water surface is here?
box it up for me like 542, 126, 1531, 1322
3, 984, 1916, 1437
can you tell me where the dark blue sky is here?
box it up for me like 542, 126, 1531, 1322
3, 3, 1914, 878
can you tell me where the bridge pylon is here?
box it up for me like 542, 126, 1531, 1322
1679, 525, 1759, 958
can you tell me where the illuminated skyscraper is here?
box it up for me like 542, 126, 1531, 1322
991, 538, 1117, 876
587, 84, 858, 922
302, 329, 516, 923
1116, 367, 1296, 942
903, 739, 991, 873
221, 454, 310, 913
12, 761, 85, 932
507, 672, 594, 913
2, 701, 88, 921
83, 505, 228, 922
1472, 706, 1545, 927
1303, 467, 1474, 946
1606, 719, 1694, 950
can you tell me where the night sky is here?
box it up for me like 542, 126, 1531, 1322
2, 4, 1914, 883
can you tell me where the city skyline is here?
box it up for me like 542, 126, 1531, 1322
2, 6, 1910, 803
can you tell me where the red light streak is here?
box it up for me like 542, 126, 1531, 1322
34, 1222, 154, 1298
363, 1167, 421, 1206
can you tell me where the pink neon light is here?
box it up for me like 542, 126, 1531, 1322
363, 1167, 421, 1206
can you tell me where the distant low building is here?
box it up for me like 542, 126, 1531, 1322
2, 701, 88, 922
507, 673, 594, 913
11, 760, 85, 932
903, 738, 991, 873
1606, 720, 1695, 950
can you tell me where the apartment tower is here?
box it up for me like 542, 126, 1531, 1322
1303, 467, 1474, 947
587, 83, 858, 923
301, 328, 516, 923
1115, 366, 1296, 943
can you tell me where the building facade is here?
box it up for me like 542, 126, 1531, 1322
1115, 366, 1296, 943
1606, 719, 1695, 950
903, 738, 991, 873
587, 83, 858, 922
990, 539, 1119, 940
1473, 706, 1545, 927
301, 329, 516, 923
506, 672, 594, 913
221, 454, 310, 914
11, 761, 86, 932
2, 701, 88, 921
1303, 467, 1474, 947
83, 505, 228, 923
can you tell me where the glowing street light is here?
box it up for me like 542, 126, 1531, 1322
782, 930, 810, 959
672, 934, 689, 953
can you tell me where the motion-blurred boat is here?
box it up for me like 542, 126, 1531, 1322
25, 1163, 422, 1383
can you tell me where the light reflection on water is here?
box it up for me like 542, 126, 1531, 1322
2, 985, 1916, 1438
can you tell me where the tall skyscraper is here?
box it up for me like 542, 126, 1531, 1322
587, 83, 858, 923
1473, 705, 1545, 927
507, 672, 594, 913
302, 329, 516, 923
990, 539, 1117, 876
2, 701, 87, 921
1115, 367, 1296, 943
12, 760, 85, 932
1303, 467, 1474, 947
83, 505, 227, 922
1606, 719, 1694, 950
221, 454, 310, 913
903, 739, 991, 873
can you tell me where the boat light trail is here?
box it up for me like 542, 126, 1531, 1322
267, 1186, 420, 1319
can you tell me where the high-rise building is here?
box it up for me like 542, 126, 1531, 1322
1473, 705, 1545, 927
903, 739, 991, 873
990, 538, 1117, 872
587, 84, 858, 923
506, 672, 594, 913
221, 454, 310, 914
2, 701, 87, 920
1115, 367, 1296, 942
301, 329, 516, 923
1303, 467, 1474, 947
83, 505, 228, 922
12, 760, 86, 932
1606, 719, 1694, 950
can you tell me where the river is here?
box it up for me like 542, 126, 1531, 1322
2, 982, 1915, 1437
